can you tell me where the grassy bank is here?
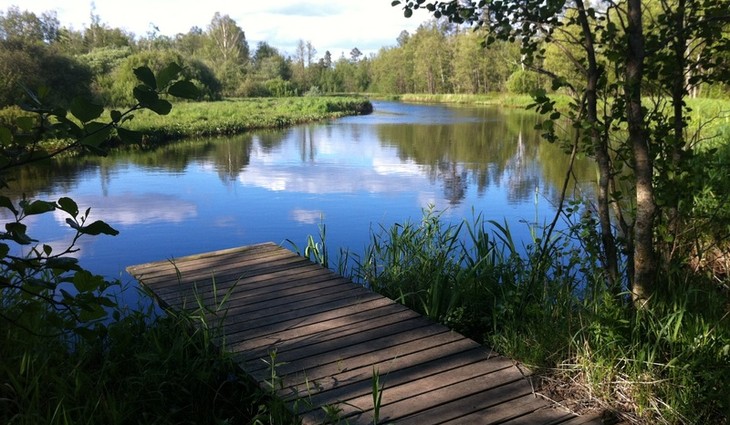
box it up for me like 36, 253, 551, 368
386, 92, 566, 109
125, 96, 372, 142
339, 209, 729, 424
390, 93, 730, 128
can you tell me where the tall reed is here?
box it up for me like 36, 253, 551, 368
346, 207, 729, 423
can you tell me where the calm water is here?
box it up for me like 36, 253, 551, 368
4, 101, 592, 306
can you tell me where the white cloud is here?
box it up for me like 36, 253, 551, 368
51, 193, 197, 227
290, 209, 324, 225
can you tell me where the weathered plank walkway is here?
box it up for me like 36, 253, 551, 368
127, 242, 603, 424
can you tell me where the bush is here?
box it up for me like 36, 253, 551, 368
0, 40, 93, 108
265, 77, 298, 97
99, 50, 221, 106
506, 69, 543, 94
235, 78, 272, 97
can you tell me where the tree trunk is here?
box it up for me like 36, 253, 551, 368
626, 0, 657, 307
666, 0, 687, 265
575, 0, 620, 290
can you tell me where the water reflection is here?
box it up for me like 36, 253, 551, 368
1, 100, 595, 285
51, 193, 198, 226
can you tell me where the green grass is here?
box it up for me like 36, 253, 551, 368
0, 292, 298, 425
392, 92, 539, 108
124, 96, 372, 142
346, 208, 730, 424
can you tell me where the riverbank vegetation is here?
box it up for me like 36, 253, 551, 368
125, 96, 372, 142
336, 208, 729, 423
1, 2, 729, 424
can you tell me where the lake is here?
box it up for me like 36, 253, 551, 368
3, 100, 593, 307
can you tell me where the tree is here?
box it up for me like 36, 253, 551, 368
0, 40, 93, 108
305, 41, 317, 67
369, 44, 414, 93
99, 50, 219, 105
206, 12, 248, 64
84, 4, 132, 50
0, 6, 59, 44
410, 22, 453, 93
173, 26, 204, 57
397, 30, 411, 47
350, 47, 363, 62
204, 12, 248, 95
321, 50, 333, 69
394, 0, 730, 306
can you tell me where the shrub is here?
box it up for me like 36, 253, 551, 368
99, 50, 221, 106
235, 78, 272, 97
506, 69, 543, 94
0, 40, 93, 108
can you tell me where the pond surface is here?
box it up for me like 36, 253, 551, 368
4, 101, 594, 307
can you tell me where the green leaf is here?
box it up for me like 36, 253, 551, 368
147, 99, 172, 115
78, 304, 107, 322
73, 270, 104, 292
404, 8, 413, 17
80, 220, 119, 236
74, 326, 101, 340
46, 256, 79, 272
117, 127, 143, 144
0, 196, 18, 215
70, 98, 104, 123
5, 222, 32, 244
157, 62, 183, 89
16, 116, 35, 131
133, 85, 159, 105
110, 110, 122, 123
81, 122, 113, 148
57, 197, 79, 217
0, 243, 9, 258
134, 66, 157, 89
0, 127, 11, 145
167, 80, 200, 99
391, 0, 401, 5
23, 200, 56, 215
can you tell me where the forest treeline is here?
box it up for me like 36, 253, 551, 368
4, 4, 727, 110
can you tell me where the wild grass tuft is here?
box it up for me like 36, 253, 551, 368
346, 207, 729, 424
0, 291, 298, 425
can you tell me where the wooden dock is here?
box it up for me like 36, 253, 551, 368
127, 242, 603, 424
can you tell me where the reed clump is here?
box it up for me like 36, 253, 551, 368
347, 208, 729, 424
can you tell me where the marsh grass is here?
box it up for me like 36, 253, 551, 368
347, 208, 729, 424
124, 96, 372, 142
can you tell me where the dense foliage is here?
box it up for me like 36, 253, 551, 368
4, 3, 725, 107
348, 209, 729, 423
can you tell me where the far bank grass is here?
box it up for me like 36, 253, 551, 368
386, 92, 561, 109
125, 96, 372, 142
389, 93, 730, 127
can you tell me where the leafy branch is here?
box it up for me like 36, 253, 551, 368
0, 62, 199, 339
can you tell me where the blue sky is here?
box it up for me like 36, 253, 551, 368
4, 0, 432, 58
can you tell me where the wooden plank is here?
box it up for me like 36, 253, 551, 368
301, 355, 525, 424
127, 243, 588, 425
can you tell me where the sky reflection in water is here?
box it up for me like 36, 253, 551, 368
4, 101, 593, 307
